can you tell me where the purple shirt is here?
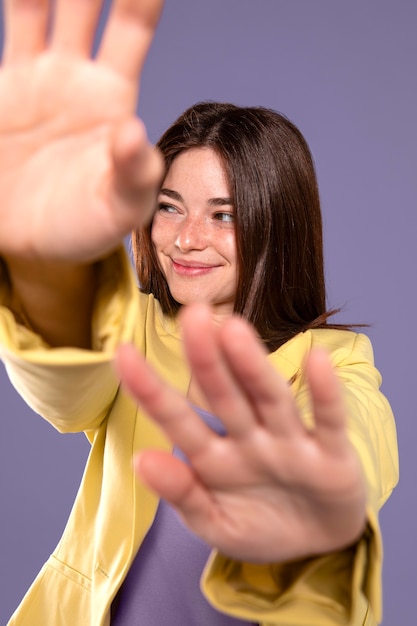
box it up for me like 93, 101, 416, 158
111, 407, 258, 625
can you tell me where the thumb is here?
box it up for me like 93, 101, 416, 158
110, 116, 165, 228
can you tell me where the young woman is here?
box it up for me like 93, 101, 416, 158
0, 2, 398, 625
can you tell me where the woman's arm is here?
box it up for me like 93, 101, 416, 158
0, 248, 140, 433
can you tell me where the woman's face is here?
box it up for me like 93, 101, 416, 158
151, 148, 237, 321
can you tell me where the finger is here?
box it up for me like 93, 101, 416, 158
135, 450, 218, 542
304, 349, 348, 453
49, 0, 104, 57
97, 0, 164, 80
2, 0, 49, 64
217, 314, 305, 436
115, 343, 216, 457
179, 304, 260, 437
110, 117, 164, 228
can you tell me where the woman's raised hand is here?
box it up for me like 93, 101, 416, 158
116, 304, 367, 563
0, 0, 164, 263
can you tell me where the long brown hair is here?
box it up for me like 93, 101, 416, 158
133, 101, 348, 352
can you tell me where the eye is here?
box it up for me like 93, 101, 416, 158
213, 211, 235, 223
158, 202, 179, 215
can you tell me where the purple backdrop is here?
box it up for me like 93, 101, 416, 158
0, 1, 415, 624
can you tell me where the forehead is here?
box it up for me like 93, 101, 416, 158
162, 148, 230, 196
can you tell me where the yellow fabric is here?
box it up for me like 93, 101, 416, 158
0, 249, 398, 626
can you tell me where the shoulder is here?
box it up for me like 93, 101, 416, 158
268, 328, 375, 382
309, 328, 375, 365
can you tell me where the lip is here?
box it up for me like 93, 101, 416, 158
171, 258, 219, 276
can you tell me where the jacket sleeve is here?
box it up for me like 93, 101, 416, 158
0, 248, 139, 434
201, 331, 399, 626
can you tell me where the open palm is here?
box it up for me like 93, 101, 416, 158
0, 0, 164, 262
116, 304, 367, 564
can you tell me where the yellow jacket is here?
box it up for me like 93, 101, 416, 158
0, 251, 398, 626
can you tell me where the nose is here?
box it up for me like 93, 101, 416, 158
175, 215, 208, 252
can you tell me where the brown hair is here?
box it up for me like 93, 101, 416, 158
133, 101, 348, 352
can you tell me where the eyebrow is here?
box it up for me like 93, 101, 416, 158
159, 188, 233, 207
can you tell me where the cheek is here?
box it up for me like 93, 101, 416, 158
222, 231, 237, 262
